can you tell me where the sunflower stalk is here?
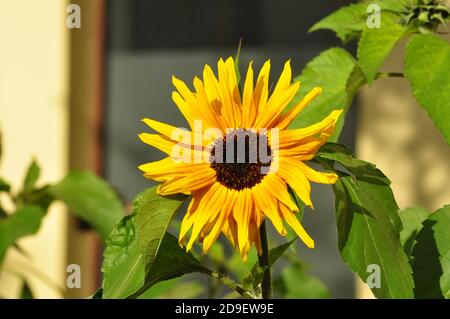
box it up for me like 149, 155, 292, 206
199, 268, 255, 299
258, 221, 272, 299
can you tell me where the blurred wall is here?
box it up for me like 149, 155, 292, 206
0, 0, 69, 298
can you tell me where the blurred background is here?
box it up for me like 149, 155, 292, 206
0, 0, 449, 299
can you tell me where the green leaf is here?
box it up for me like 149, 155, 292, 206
277, 266, 330, 299
135, 186, 186, 273
290, 48, 366, 141
0, 177, 10, 193
404, 34, 450, 145
23, 159, 40, 193
242, 239, 296, 294
49, 171, 124, 239
358, 12, 407, 83
101, 188, 201, 299
134, 232, 203, 297
398, 207, 431, 259
101, 213, 145, 299
309, 3, 368, 42
412, 205, 450, 298
317, 143, 414, 298
0, 205, 45, 262
309, 1, 410, 43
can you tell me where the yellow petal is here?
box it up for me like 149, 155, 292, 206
255, 82, 300, 129
233, 189, 252, 254
278, 138, 326, 159
252, 182, 287, 236
138, 133, 175, 155
202, 189, 236, 253
279, 109, 343, 148
263, 173, 299, 212
172, 91, 195, 128
275, 87, 322, 130
142, 118, 181, 139
279, 203, 314, 248
186, 183, 225, 251
158, 166, 216, 195
179, 195, 201, 246
253, 60, 270, 111
272, 60, 292, 97
297, 162, 338, 184
277, 158, 313, 208
242, 61, 255, 127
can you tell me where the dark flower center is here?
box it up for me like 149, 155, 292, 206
210, 129, 272, 190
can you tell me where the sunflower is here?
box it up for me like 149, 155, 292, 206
139, 57, 342, 260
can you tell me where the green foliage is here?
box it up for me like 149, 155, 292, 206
401, 0, 450, 33
399, 207, 431, 259
309, 3, 368, 42
276, 265, 330, 299
289, 48, 366, 141
411, 205, 450, 298
22, 159, 40, 194
135, 186, 186, 273
137, 233, 203, 295
49, 171, 124, 239
242, 239, 296, 295
309, 1, 411, 42
405, 34, 450, 145
0, 205, 45, 262
101, 189, 202, 299
358, 12, 407, 83
317, 143, 414, 298
101, 213, 145, 299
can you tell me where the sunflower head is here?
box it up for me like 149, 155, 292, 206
139, 57, 342, 260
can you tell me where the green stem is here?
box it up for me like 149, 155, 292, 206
199, 268, 254, 299
258, 221, 272, 299
376, 72, 404, 79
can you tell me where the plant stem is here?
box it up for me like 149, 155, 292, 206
199, 268, 254, 299
376, 72, 404, 79
258, 221, 272, 299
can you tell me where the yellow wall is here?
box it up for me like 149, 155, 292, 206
0, 0, 69, 298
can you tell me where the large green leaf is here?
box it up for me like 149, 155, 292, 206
358, 12, 407, 83
289, 48, 366, 141
101, 188, 202, 299
309, 3, 368, 42
310, 0, 410, 42
242, 239, 296, 295
398, 206, 431, 259
134, 232, 204, 296
49, 171, 124, 239
135, 186, 186, 273
412, 205, 450, 298
0, 205, 45, 262
404, 34, 450, 145
101, 213, 145, 299
317, 143, 414, 298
